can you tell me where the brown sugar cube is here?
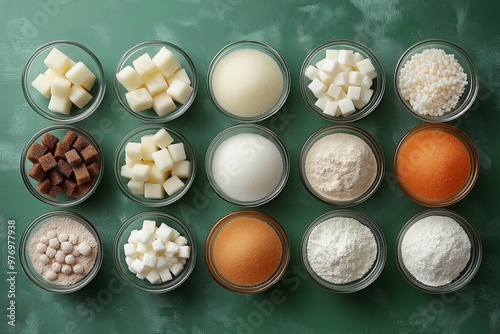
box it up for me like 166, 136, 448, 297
62, 131, 78, 146
38, 153, 57, 172
37, 179, 52, 194
72, 136, 90, 153
73, 179, 95, 198
57, 159, 73, 179
41, 133, 59, 152
48, 169, 64, 186
62, 179, 77, 197
27, 142, 47, 163
86, 162, 100, 178
47, 185, 61, 199
65, 149, 83, 167
73, 163, 91, 185
80, 145, 99, 164
54, 142, 71, 160
28, 163, 46, 182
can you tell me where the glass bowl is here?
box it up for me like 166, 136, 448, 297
113, 211, 196, 293
204, 210, 290, 294
394, 39, 479, 122
114, 124, 196, 207
19, 211, 103, 293
207, 40, 291, 123
21, 40, 106, 124
393, 123, 479, 207
21, 124, 104, 207
301, 210, 386, 293
114, 40, 198, 122
299, 124, 385, 207
396, 209, 482, 293
299, 40, 385, 122
205, 124, 290, 206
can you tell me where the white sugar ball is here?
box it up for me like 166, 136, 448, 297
40, 236, 48, 244
39, 254, 50, 264
61, 265, 72, 274
45, 247, 56, 258
55, 250, 66, 263
51, 262, 62, 273
44, 270, 58, 281
58, 233, 69, 242
46, 231, 57, 239
61, 242, 73, 254
35, 243, 47, 253
69, 234, 78, 245
65, 254, 76, 265
48, 238, 60, 249
73, 264, 84, 275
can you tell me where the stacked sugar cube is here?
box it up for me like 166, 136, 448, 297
121, 127, 192, 199
124, 219, 191, 284
305, 49, 377, 117
31, 48, 96, 114
116, 47, 193, 115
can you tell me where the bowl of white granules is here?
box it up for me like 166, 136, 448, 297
396, 209, 482, 294
301, 210, 386, 293
394, 39, 478, 122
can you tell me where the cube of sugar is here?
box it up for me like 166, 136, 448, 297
166, 79, 193, 104
165, 241, 179, 257
174, 236, 188, 246
142, 252, 157, 268
348, 71, 363, 86
338, 49, 354, 65
44, 48, 71, 73
68, 85, 93, 109
123, 243, 137, 257
360, 75, 373, 89
339, 64, 353, 73
51, 77, 71, 97
321, 59, 339, 75
127, 179, 144, 195
131, 163, 151, 182
153, 128, 174, 148
333, 72, 348, 87
116, 65, 143, 91
141, 135, 157, 161
327, 84, 342, 99
125, 88, 153, 112
144, 72, 168, 96
166, 68, 191, 86
125, 256, 135, 266
323, 100, 341, 117
170, 262, 184, 276
152, 239, 165, 252
48, 95, 72, 115
163, 175, 185, 196
155, 257, 169, 270
347, 86, 362, 100
128, 265, 137, 274
133, 53, 157, 77
144, 182, 165, 199
356, 59, 376, 77
170, 228, 180, 241
130, 258, 145, 274
304, 65, 319, 81
156, 223, 173, 242
353, 52, 365, 64
146, 270, 161, 284
325, 49, 339, 60
82, 73, 96, 91
31, 74, 52, 98
315, 58, 325, 70
136, 242, 148, 254
159, 268, 173, 282
142, 219, 156, 232
178, 245, 190, 259
167, 143, 186, 162
353, 88, 374, 109
44, 68, 65, 81
152, 149, 173, 173
338, 98, 356, 116
65, 61, 93, 86
148, 164, 168, 184
125, 142, 143, 160
172, 160, 191, 179
337, 89, 347, 101
307, 78, 327, 98
318, 71, 334, 86
314, 94, 332, 111
128, 229, 140, 244
152, 92, 177, 116
135, 228, 154, 245
152, 47, 181, 77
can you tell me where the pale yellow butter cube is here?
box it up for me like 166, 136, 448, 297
166, 79, 192, 104
125, 88, 153, 112
68, 85, 93, 109
152, 47, 181, 78
48, 95, 72, 115
65, 61, 93, 86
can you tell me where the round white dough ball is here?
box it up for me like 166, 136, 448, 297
40, 236, 48, 244
46, 231, 57, 239
51, 262, 62, 273
72, 249, 80, 257
35, 243, 47, 253
65, 254, 76, 265
61, 265, 72, 274
55, 250, 66, 263
39, 254, 50, 264
61, 242, 73, 254
48, 238, 60, 249
45, 247, 56, 258
69, 234, 78, 245
58, 233, 69, 242
44, 270, 57, 281
73, 264, 84, 275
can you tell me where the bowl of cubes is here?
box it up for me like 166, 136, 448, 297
113, 211, 196, 293
22, 40, 106, 123
114, 124, 196, 207
114, 41, 198, 122
300, 40, 385, 122
394, 39, 479, 122
21, 124, 104, 207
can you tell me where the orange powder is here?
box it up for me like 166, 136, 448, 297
212, 217, 282, 286
396, 130, 471, 202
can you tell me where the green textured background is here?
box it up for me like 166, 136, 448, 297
1, 0, 500, 333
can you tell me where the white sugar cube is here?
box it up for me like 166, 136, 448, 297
338, 98, 356, 116
82, 73, 96, 91
321, 59, 339, 75
131, 163, 151, 182
153, 128, 174, 148
156, 223, 173, 242
152, 239, 165, 252
44, 68, 64, 81
65, 61, 93, 86
356, 58, 376, 78
339, 64, 353, 73
172, 160, 191, 179
146, 270, 161, 284
166, 79, 192, 104
338, 49, 354, 65
31, 74, 52, 98
323, 100, 340, 117
77, 242, 91, 256
315, 58, 325, 70
125, 142, 143, 160
123, 243, 137, 257
353, 88, 374, 109
170, 262, 184, 276
144, 182, 165, 199
318, 71, 334, 86
68, 85, 93, 109
128, 266, 137, 274
127, 180, 144, 195
337, 89, 347, 101
142, 220, 156, 232
348, 71, 363, 86
48, 95, 72, 115
142, 252, 157, 268
148, 164, 168, 184
166, 68, 191, 86
304, 65, 319, 81
159, 268, 173, 282
326, 84, 342, 99
135, 228, 154, 245
155, 256, 169, 270
51, 77, 71, 97
163, 175, 184, 196
125, 88, 153, 112
152, 91, 177, 116
174, 236, 188, 246
347, 86, 362, 101
116, 65, 143, 91
165, 241, 179, 257
333, 72, 348, 87
128, 229, 139, 244
360, 75, 373, 89
167, 143, 186, 162
178, 245, 190, 259
314, 94, 332, 111
152, 148, 173, 173
325, 49, 339, 60
307, 78, 327, 98
44, 48, 71, 73
353, 52, 365, 64
144, 71, 168, 96
130, 258, 145, 274
133, 53, 157, 77
170, 228, 180, 241
125, 256, 135, 266
136, 242, 148, 254
152, 47, 181, 77
141, 135, 157, 161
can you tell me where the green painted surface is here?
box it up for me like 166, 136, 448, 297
1, 0, 499, 333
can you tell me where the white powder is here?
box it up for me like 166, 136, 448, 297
304, 133, 377, 202
211, 49, 284, 117
307, 217, 377, 284
401, 215, 471, 287
211, 133, 284, 202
